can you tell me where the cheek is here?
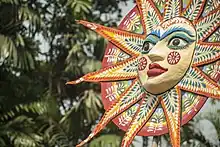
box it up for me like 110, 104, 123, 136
167, 51, 181, 65
138, 57, 148, 71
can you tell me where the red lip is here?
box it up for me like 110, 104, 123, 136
147, 63, 168, 77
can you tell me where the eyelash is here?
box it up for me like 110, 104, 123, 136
167, 36, 192, 50
168, 36, 186, 44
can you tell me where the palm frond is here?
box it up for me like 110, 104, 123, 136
89, 134, 122, 147
18, 6, 43, 30
0, 34, 37, 70
44, 124, 70, 147
1, 116, 43, 147
0, 101, 47, 121
67, 0, 92, 15
0, 0, 19, 4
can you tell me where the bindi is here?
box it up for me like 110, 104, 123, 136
167, 51, 181, 65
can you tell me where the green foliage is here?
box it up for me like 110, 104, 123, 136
67, 0, 92, 16
89, 134, 122, 147
0, 0, 131, 146
0, 0, 43, 70
1, 0, 219, 146
0, 116, 43, 147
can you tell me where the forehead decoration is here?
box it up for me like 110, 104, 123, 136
67, 0, 220, 147
161, 17, 192, 29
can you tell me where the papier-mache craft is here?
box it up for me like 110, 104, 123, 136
67, 0, 220, 146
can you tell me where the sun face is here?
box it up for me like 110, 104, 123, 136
139, 17, 197, 94
67, 0, 220, 147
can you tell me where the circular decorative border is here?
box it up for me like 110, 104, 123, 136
101, 6, 208, 136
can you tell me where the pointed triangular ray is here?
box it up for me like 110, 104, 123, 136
121, 93, 159, 147
66, 57, 138, 84
193, 42, 220, 66
183, 0, 206, 21
136, 0, 162, 34
196, 8, 220, 41
208, 27, 220, 42
78, 20, 145, 56
164, 0, 182, 20
76, 79, 144, 147
160, 87, 181, 147
178, 67, 220, 99
204, 0, 220, 14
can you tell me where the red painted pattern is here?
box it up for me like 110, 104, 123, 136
138, 57, 148, 71
101, 5, 208, 136
167, 51, 181, 65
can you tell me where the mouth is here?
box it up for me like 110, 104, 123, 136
147, 63, 168, 77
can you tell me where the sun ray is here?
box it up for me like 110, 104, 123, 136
193, 42, 220, 66
160, 87, 181, 147
76, 79, 144, 147
182, 0, 206, 21
163, 0, 182, 20
66, 56, 139, 84
208, 27, 220, 42
195, 7, 220, 41
178, 67, 220, 99
135, 0, 162, 34
71, 0, 220, 147
204, 0, 220, 14
77, 20, 145, 56
121, 93, 159, 147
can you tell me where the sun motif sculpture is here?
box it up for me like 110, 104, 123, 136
67, 0, 220, 147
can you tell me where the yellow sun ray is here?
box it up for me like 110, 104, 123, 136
135, 0, 162, 34
77, 20, 145, 56
66, 56, 138, 84
121, 93, 159, 147
182, 0, 206, 21
163, 0, 182, 20
179, 67, 220, 99
160, 87, 181, 147
76, 79, 144, 147
195, 7, 220, 41
69, 0, 220, 147
193, 42, 220, 66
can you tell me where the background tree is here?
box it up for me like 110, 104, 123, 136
0, 0, 130, 146
1, 0, 219, 147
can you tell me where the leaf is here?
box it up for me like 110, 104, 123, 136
0, 0, 19, 4
44, 124, 70, 147
0, 101, 47, 121
1, 116, 43, 147
67, 0, 92, 14
89, 134, 122, 147
18, 6, 43, 29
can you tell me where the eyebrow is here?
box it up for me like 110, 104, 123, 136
147, 29, 161, 38
161, 27, 195, 40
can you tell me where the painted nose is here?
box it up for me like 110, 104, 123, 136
148, 53, 165, 62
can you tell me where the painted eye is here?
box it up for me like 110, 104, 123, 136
168, 38, 188, 49
142, 42, 155, 54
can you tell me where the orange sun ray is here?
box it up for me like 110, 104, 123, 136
121, 93, 159, 147
160, 87, 181, 147
76, 79, 145, 147
68, 0, 220, 147
135, 0, 162, 34
77, 20, 145, 56
66, 56, 139, 84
